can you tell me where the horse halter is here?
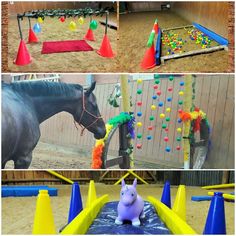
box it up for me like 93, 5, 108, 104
74, 91, 102, 136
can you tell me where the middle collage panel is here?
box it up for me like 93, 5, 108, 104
2, 73, 234, 170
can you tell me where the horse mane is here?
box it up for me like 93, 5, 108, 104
10, 81, 83, 97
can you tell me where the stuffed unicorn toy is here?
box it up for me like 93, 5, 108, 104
115, 178, 144, 226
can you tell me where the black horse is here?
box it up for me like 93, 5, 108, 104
2, 81, 106, 169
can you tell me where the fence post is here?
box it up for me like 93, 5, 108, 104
120, 75, 133, 168
183, 74, 193, 169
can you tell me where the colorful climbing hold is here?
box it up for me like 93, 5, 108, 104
153, 85, 158, 89
148, 126, 153, 130
157, 91, 161, 96
165, 146, 171, 152
147, 135, 152, 140
149, 116, 155, 121
166, 107, 171, 112
137, 112, 142, 117
176, 146, 181, 151
136, 144, 142, 149
151, 105, 156, 110
179, 91, 184, 96
166, 117, 170, 122
137, 134, 142, 139
137, 101, 142, 106
180, 81, 185, 86
152, 95, 157, 100
164, 137, 169, 142
169, 76, 174, 81
137, 79, 143, 84
168, 87, 173, 92
176, 137, 182, 142
158, 102, 164, 107
137, 89, 142, 94
155, 79, 160, 84
178, 100, 183, 105
162, 124, 167, 129
177, 128, 182, 133
167, 97, 172, 102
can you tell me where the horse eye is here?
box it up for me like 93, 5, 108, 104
121, 192, 124, 195
131, 193, 134, 196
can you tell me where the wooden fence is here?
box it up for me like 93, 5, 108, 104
39, 74, 234, 169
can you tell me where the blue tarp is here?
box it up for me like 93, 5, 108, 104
86, 201, 171, 234
2, 185, 58, 197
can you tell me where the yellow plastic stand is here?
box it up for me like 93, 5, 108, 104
208, 191, 235, 200
32, 190, 56, 234
172, 185, 186, 221
86, 180, 97, 208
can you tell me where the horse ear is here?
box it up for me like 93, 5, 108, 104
133, 178, 137, 188
122, 179, 126, 187
85, 82, 96, 96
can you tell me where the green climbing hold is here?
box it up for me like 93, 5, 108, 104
169, 75, 174, 81
137, 133, 142, 139
149, 116, 155, 121
137, 89, 142, 94
176, 137, 182, 141
166, 117, 170, 122
162, 124, 167, 129
178, 100, 183, 105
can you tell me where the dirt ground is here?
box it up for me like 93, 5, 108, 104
8, 13, 118, 72
118, 11, 229, 73
2, 184, 234, 234
4, 141, 166, 169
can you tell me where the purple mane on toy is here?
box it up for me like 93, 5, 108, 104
115, 178, 145, 226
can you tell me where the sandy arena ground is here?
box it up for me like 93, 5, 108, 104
2, 184, 234, 234
4, 141, 165, 169
8, 13, 118, 72
118, 11, 229, 73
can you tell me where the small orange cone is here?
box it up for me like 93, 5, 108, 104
14, 40, 32, 66
153, 22, 159, 34
28, 28, 38, 43
140, 43, 156, 70
84, 28, 95, 41
97, 34, 115, 58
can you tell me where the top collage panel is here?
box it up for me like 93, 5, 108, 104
2, 1, 234, 73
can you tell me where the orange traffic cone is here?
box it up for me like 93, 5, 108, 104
14, 40, 32, 66
97, 34, 115, 58
84, 28, 95, 41
28, 28, 38, 43
140, 43, 156, 70
153, 22, 159, 34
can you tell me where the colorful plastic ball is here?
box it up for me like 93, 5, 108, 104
37, 17, 44, 23
160, 113, 165, 119
178, 100, 183, 105
69, 21, 77, 31
157, 91, 161, 96
162, 124, 167, 129
152, 95, 157, 100
179, 91, 184, 96
78, 17, 84, 25
178, 118, 182, 123
158, 102, 163, 107
169, 76, 174, 81
166, 117, 170, 122
154, 74, 160, 79
137, 89, 142, 94
137, 101, 142, 106
60, 16, 65, 22
177, 128, 182, 133
90, 20, 98, 30
168, 87, 173, 92
137, 79, 143, 84
154, 79, 160, 84
153, 85, 158, 89
176, 137, 182, 142
137, 122, 143, 127
149, 116, 155, 121
148, 126, 153, 130
147, 135, 152, 140
151, 105, 156, 110
165, 146, 171, 152
180, 81, 185, 86
164, 136, 169, 142
137, 112, 142, 117
167, 97, 172, 102
176, 146, 181, 151
166, 107, 171, 112
137, 133, 142, 139
33, 23, 41, 33
136, 144, 142, 149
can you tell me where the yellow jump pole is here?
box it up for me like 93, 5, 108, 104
183, 74, 192, 169
114, 171, 149, 185
202, 183, 235, 189
208, 192, 235, 201
114, 172, 130, 185
46, 170, 74, 184
120, 74, 134, 168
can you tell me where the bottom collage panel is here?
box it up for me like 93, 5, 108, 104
1, 170, 235, 235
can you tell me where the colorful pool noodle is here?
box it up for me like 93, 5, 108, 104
91, 112, 134, 169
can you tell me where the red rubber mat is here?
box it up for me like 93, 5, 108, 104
41, 39, 93, 54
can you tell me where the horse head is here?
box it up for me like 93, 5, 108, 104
120, 178, 138, 206
74, 82, 106, 139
